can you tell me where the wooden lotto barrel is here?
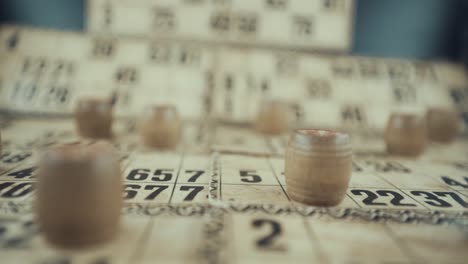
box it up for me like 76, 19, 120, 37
426, 108, 459, 143
385, 112, 427, 156
74, 97, 113, 139
140, 105, 182, 149
255, 100, 290, 135
285, 129, 352, 206
36, 141, 122, 248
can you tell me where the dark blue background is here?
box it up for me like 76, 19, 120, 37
0, 0, 467, 63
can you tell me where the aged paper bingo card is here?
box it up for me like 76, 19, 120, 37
86, 0, 355, 51
0, 1, 468, 263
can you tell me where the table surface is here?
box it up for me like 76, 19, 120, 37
0, 117, 466, 264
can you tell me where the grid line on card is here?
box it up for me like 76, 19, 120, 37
382, 224, 420, 263
371, 172, 430, 209
444, 185, 468, 197
219, 159, 223, 201
456, 190, 468, 198
344, 193, 362, 208
227, 214, 238, 264
130, 216, 157, 264
264, 137, 277, 154
221, 183, 284, 187
168, 151, 186, 203
302, 218, 331, 264
351, 186, 454, 191
266, 157, 290, 201
428, 171, 468, 196
120, 153, 134, 172
281, 137, 288, 151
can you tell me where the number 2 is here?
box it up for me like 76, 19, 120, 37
252, 219, 286, 251
377, 190, 416, 207
351, 189, 386, 206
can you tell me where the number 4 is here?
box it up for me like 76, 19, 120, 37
441, 176, 468, 188
7, 167, 37, 179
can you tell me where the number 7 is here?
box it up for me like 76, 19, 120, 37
186, 170, 205, 182
434, 192, 468, 208
180, 186, 204, 201
144, 185, 169, 200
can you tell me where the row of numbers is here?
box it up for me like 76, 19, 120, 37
21, 57, 74, 77
211, 12, 258, 35
0, 152, 32, 164
210, 11, 316, 38
181, 0, 346, 11
234, 168, 423, 184
126, 169, 206, 183
11, 81, 71, 106
349, 189, 467, 209
352, 160, 411, 173
0, 181, 207, 203
1, 167, 207, 183
124, 184, 205, 202
10, 57, 74, 107
91, 38, 204, 67
331, 60, 438, 82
